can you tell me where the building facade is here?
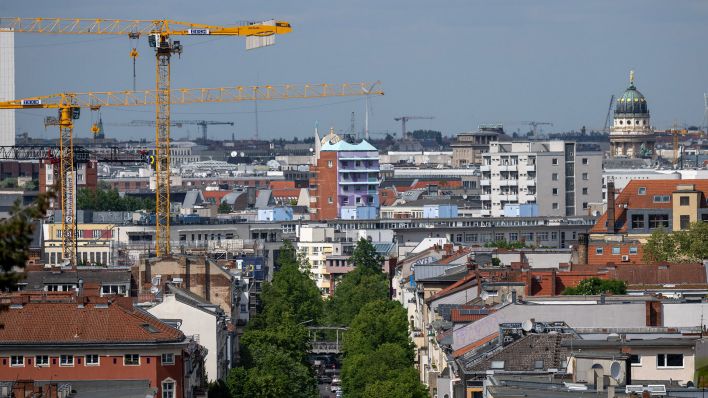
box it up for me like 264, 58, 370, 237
451, 125, 510, 167
481, 141, 602, 217
610, 72, 655, 158
309, 130, 380, 220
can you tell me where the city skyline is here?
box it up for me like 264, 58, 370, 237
4, 0, 708, 140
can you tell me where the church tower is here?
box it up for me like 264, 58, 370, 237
609, 71, 655, 158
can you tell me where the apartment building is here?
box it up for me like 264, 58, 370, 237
296, 226, 342, 296
480, 141, 602, 217
309, 130, 380, 220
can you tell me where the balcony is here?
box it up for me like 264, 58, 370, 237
526, 164, 536, 172
480, 209, 491, 216
480, 194, 490, 201
525, 179, 536, 186
499, 164, 517, 172
480, 179, 490, 186
501, 194, 518, 201
480, 164, 491, 172
499, 179, 518, 187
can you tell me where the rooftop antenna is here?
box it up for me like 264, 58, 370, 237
350, 111, 356, 139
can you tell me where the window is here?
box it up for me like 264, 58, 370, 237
638, 187, 647, 195
10, 355, 23, 367
534, 360, 544, 370
162, 379, 176, 398
552, 188, 558, 195
161, 353, 175, 365
582, 187, 588, 195
612, 247, 620, 255
552, 173, 559, 181
551, 232, 558, 240
629, 247, 638, 255
490, 361, 505, 369
60, 355, 74, 367
508, 232, 518, 242
630, 355, 641, 366
552, 158, 558, 165
327, 160, 333, 168
648, 214, 670, 229
680, 215, 690, 230
537, 232, 549, 241
240, 304, 247, 313
327, 196, 333, 204
582, 202, 588, 209
653, 195, 670, 203
582, 158, 588, 165
552, 203, 558, 210
35, 355, 49, 367
631, 214, 645, 229
85, 354, 99, 366
657, 353, 683, 368
596, 247, 604, 255
680, 196, 690, 206
124, 354, 140, 366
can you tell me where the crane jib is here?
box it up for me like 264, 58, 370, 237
187, 29, 210, 35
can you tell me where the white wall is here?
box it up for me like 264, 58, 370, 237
0, 30, 14, 146
148, 295, 220, 381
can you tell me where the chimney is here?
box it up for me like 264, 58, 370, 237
577, 233, 589, 265
606, 181, 616, 233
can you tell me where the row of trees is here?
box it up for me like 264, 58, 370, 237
562, 277, 627, 295
643, 222, 708, 263
211, 241, 321, 398
76, 187, 155, 212
327, 239, 427, 398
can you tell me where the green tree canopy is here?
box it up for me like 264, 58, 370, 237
76, 187, 155, 212
239, 314, 310, 368
0, 192, 51, 290
225, 350, 317, 398
343, 300, 413, 359
563, 277, 627, 295
217, 201, 232, 214
350, 238, 383, 272
251, 241, 323, 329
643, 222, 708, 263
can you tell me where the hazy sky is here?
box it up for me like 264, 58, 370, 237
3, 0, 708, 140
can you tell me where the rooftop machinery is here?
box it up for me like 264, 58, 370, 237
0, 82, 384, 264
0, 17, 292, 257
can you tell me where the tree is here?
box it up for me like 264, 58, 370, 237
218, 201, 232, 214
563, 277, 627, 295
342, 344, 427, 398
326, 268, 389, 326
76, 187, 155, 212
226, 351, 317, 398
643, 222, 708, 263
0, 191, 51, 291
343, 300, 413, 358
251, 241, 323, 329
350, 238, 383, 272
239, 314, 311, 368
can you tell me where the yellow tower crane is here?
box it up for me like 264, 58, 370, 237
0, 82, 384, 264
1, 17, 292, 256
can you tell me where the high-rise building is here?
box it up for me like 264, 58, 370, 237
309, 129, 380, 220
0, 29, 15, 146
610, 71, 654, 158
481, 141, 602, 217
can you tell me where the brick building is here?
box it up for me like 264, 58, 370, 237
0, 294, 204, 398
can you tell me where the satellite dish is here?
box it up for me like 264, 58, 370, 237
610, 361, 621, 380
240, 151, 245, 157
462, 194, 468, 200
536, 324, 546, 333
522, 320, 533, 332
230, 151, 237, 157
480, 291, 489, 301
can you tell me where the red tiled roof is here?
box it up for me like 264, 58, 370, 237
0, 301, 184, 345
453, 332, 499, 358
271, 188, 301, 198
270, 181, 296, 190
591, 179, 708, 233
411, 180, 462, 190
451, 307, 496, 323
202, 190, 229, 203
570, 262, 706, 285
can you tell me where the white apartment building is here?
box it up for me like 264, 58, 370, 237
296, 226, 340, 296
481, 141, 602, 217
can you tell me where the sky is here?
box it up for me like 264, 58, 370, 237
3, 0, 708, 141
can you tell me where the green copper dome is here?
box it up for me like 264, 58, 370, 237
615, 82, 648, 115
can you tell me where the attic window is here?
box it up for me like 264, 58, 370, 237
638, 187, 646, 195
653, 195, 670, 203
491, 361, 504, 369
141, 323, 160, 334
534, 360, 544, 369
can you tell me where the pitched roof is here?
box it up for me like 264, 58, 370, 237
321, 139, 377, 152
591, 179, 708, 233
270, 180, 296, 190
425, 271, 477, 303
453, 332, 499, 357
0, 301, 184, 345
